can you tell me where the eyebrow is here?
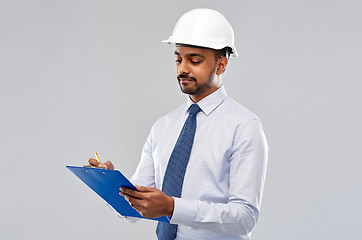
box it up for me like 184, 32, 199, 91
174, 51, 205, 59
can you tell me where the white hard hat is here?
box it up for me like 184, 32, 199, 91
162, 8, 238, 57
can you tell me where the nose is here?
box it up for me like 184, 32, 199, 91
177, 60, 190, 75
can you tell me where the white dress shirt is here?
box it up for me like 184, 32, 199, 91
131, 86, 268, 240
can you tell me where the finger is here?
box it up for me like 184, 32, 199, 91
118, 192, 150, 217
119, 190, 142, 203
121, 192, 131, 203
104, 160, 114, 170
130, 201, 144, 215
128, 198, 145, 212
120, 187, 138, 196
135, 185, 155, 192
136, 209, 143, 216
119, 191, 136, 200
88, 158, 100, 167
98, 163, 108, 169
120, 187, 144, 199
121, 192, 143, 207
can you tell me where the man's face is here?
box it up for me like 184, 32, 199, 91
174, 46, 222, 102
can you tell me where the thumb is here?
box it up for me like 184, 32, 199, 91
135, 185, 153, 192
104, 160, 114, 170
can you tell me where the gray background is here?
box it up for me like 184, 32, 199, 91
1, 0, 361, 239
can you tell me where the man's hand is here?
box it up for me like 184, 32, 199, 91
88, 158, 114, 170
120, 185, 174, 219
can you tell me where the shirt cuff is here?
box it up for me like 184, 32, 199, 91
169, 197, 198, 225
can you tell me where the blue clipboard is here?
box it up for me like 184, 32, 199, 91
66, 166, 169, 223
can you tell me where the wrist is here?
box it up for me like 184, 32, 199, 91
166, 196, 175, 217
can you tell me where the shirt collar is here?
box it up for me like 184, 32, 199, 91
185, 85, 228, 116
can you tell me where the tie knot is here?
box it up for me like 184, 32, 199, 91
189, 104, 201, 115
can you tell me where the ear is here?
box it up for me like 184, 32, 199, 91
216, 57, 228, 75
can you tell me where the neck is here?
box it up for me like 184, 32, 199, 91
189, 84, 222, 103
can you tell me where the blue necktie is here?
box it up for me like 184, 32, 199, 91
156, 104, 201, 240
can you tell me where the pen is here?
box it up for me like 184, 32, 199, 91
94, 152, 101, 163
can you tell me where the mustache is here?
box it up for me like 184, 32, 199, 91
177, 74, 196, 81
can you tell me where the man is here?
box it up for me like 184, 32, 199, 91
89, 8, 268, 240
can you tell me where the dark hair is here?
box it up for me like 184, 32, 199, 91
214, 47, 232, 60
175, 43, 232, 60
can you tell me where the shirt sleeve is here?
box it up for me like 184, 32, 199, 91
130, 129, 156, 188
112, 129, 156, 223
170, 119, 269, 236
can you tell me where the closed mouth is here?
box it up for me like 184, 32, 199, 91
177, 76, 196, 82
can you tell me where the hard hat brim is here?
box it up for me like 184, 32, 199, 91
161, 39, 238, 58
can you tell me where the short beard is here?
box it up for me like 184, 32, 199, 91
178, 66, 217, 96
